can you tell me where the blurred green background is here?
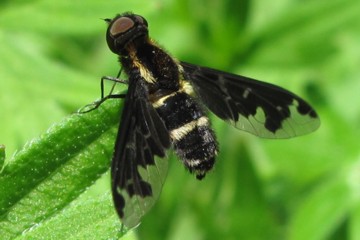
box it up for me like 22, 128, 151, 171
1, 0, 360, 239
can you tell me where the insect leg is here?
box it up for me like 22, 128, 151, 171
78, 74, 128, 113
100, 75, 128, 99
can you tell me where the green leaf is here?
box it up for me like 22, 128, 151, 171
20, 191, 124, 240
0, 100, 124, 239
0, 145, 5, 170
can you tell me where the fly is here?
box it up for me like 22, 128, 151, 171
83, 12, 320, 228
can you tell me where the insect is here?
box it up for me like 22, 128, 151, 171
87, 12, 320, 228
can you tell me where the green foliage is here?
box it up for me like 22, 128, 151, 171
0, 145, 5, 170
0, 0, 359, 239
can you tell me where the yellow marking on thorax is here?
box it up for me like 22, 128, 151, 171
177, 61, 194, 96
128, 45, 156, 84
180, 80, 194, 96
136, 62, 156, 83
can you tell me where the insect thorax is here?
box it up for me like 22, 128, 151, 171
121, 41, 181, 91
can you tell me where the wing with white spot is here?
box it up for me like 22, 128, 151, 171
181, 62, 320, 138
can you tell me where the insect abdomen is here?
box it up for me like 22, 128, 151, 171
153, 91, 218, 179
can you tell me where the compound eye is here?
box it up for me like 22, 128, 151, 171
109, 17, 134, 36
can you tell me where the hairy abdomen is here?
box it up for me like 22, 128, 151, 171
152, 91, 218, 179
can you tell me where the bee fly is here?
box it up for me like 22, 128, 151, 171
86, 12, 320, 228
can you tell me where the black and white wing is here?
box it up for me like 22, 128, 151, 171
111, 79, 171, 228
181, 62, 320, 138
